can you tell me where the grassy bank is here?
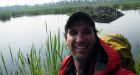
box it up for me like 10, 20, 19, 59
0, 0, 140, 22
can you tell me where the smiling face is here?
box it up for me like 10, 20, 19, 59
65, 20, 96, 60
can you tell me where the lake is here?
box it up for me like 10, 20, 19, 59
0, 10, 140, 61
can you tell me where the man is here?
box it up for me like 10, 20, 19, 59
59, 12, 135, 75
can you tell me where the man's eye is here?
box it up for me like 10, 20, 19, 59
83, 30, 92, 35
69, 31, 77, 36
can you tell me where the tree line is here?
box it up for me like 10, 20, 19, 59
0, 0, 140, 22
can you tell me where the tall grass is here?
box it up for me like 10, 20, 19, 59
135, 45, 140, 75
0, 24, 68, 75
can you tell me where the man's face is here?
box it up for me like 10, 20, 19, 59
65, 20, 96, 60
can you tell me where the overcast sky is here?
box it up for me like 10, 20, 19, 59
0, 0, 61, 7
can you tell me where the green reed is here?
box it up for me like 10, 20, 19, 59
135, 45, 140, 75
0, 24, 67, 75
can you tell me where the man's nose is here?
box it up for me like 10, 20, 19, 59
76, 33, 84, 43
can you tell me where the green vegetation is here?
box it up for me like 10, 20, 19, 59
0, 25, 68, 75
135, 45, 140, 75
0, 0, 140, 22
0, 11, 11, 22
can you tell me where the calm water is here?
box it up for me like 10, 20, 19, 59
0, 10, 140, 61
0, 15, 68, 55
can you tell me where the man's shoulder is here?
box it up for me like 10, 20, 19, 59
61, 55, 72, 66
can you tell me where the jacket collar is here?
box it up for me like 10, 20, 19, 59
94, 39, 121, 75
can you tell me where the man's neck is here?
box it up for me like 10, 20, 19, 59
74, 58, 86, 74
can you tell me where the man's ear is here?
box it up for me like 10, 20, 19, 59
64, 33, 67, 41
64, 33, 69, 46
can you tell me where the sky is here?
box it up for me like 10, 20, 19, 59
0, 0, 61, 7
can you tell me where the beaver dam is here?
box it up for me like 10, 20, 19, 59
92, 7, 124, 23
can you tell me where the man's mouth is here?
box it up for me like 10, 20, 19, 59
72, 43, 89, 52
74, 45, 87, 50
75, 46, 86, 49
74, 46, 88, 55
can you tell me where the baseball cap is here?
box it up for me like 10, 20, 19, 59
65, 12, 96, 33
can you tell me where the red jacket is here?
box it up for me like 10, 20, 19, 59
59, 39, 135, 75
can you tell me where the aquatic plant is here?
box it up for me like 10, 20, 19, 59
0, 24, 68, 75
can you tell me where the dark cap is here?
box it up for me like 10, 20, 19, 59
65, 12, 96, 33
